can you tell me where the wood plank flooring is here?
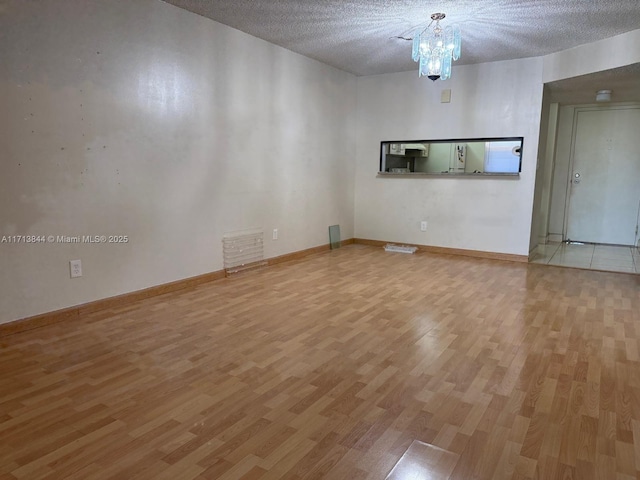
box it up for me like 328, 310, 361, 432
1, 244, 639, 479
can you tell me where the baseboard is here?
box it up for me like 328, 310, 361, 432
547, 234, 563, 243
0, 269, 227, 337
266, 238, 354, 267
0, 238, 355, 337
353, 238, 528, 263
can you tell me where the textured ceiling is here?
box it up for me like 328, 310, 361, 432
162, 0, 640, 76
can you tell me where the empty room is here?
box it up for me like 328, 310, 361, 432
1, 1, 640, 479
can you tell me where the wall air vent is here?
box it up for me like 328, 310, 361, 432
222, 230, 267, 275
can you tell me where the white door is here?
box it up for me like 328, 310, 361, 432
566, 107, 640, 245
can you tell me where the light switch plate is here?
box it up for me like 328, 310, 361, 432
441, 89, 451, 103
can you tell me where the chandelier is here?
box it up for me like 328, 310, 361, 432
411, 13, 461, 81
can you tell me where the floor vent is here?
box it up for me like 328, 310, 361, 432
384, 243, 417, 254
223, 230, 267, 275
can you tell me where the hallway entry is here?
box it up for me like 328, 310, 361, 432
565, 106, 640, 246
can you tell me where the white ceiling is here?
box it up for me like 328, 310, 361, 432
162, 0, 640, 77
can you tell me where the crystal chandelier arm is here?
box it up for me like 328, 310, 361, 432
453, 26, 461, 60
412, 34, 420, 61
395, 19, 435, 41
415, 21, 434, 39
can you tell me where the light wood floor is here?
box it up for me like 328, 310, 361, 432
1, 245, 639, 479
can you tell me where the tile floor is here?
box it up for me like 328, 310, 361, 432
530, 242, 640, 274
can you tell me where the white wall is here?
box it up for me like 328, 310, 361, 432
543, 29, 640, 83
354, 58, 544, 255
548, 105, 577, 238
465, 142, 485, 173
0, 0, 356, 324
423, 143, 452, 173
534, 98, 560, 246
529, 87, 559, 249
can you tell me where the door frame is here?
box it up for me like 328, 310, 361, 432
561, 103, 640, 244
636, 199, 640, 248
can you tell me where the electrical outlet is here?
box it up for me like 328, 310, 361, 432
272, 229, 278, 240
420, 221, 428, 232
70, 259, 82, 278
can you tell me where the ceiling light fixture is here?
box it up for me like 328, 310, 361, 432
595, 89, 611, 102
412, 13, 461, 81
